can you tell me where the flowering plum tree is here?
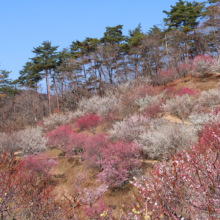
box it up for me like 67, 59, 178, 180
98, 141, 141, 186
192, 54, 213, 80
74, 113, 102, 131
131, 124, 220, 219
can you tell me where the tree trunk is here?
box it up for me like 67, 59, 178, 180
83, 63, 89, 100
135, 54, 138, 81
45, 68, 51, 114
53, 77, 60, 113
185, 34, 189, 64
113, 50, 120, 84
165, 33, 170, 70
89, 56, 98, 95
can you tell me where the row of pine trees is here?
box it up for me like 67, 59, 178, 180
1, 0, 220, 116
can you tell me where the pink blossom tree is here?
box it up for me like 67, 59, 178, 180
192, 54, 213, 80
131, 123, 220, 219
98, 141, 141, 186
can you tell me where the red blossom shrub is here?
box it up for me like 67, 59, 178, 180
144, 101, 163, 118
82, 134, 108, 169
157, 69, 176, 86
97, 141, 141, 186
64, 132, 88, 157
74, 113, 102, 130
22, 154, 58, 177
46, 124, 87, 156
130, 85, 161, 100
0, 152, 80, 219
177, 63, 191, 80
131, 124, 220, 219
175, 87, 200, 97
46, 124, 72, 148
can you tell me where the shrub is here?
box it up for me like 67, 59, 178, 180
0, 152, 78, 219
157, 69, 176, 86
0, 131, 22, 153
188, 109, 220, 131
64, 132, 87, 157
78, 95, 119, 117
46, 124, 72, 148
46, 124, 87, 156
108, 114, 149, 142
136, 92, 165, 112
144, 100, 163, 118
210, 56, 220, 73
74, 113, 102, 130
163, 94, 194, 122
42, 113, 70, 130
192, 54, 213, 79
138, 119, 197, 160
97, 141, 141, 186
177, 63, 191, 81
131, 128, 220, 220
22, 154, 58, 178
82, 134, 108, 169
198, 88, 220, 107
0, 127, 47, 155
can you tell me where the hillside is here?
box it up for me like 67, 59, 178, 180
1, 70, 220, 219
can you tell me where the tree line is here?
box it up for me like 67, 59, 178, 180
0, 0, 220, 129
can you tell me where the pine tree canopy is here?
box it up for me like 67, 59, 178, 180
163, 0, 204, 33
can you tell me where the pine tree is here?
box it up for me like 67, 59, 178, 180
127, 24, 145, 81
30, 41, 58, 114
16, 61, 42, 89
101, 25, 125, 83
163, 0, 204, 63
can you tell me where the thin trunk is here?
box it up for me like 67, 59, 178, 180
135, 54, 138, 81
185, 34, 189, 64
53, 77, 60, 113
98, 68, 103, 96
83, 63, 88, 100
113, 50, 120, 83
69, 72, 80, 102
165, 33, 170, 70
89, 56, 98, 95
46, 68, 51, 114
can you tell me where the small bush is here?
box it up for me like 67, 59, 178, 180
138, 119, 197, 160
163, 94, 194, 122
97, 141, 141, 186
46, 124, 72, 148
42, 113, 70, 130
22, 154, 58, 177
198, 88, 220, 107
144, 100, 163, 118
192, 54, 213, 79
46, 124, 87, 156
74, 113, 102, 130
82, 134, 108, 169
189, 108, 220, 131
108, 114, 149, 142
177, 63, 191, 80
210, 56, 220, 73
78, 95, 119, 117
156, 69, 176, 86
136, 92, 165, 112
0, 127, 47, 155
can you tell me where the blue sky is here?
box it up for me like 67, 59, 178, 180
0, 0, 205, 81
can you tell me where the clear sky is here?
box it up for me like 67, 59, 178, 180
0, 0, 205, 81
